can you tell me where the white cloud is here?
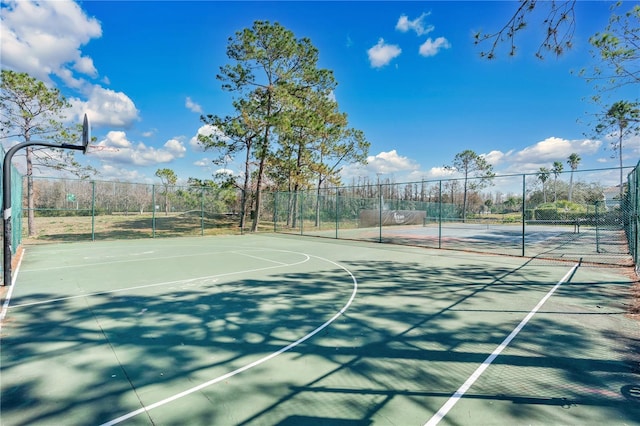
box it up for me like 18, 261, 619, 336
185, 97, 203, 113
341, 149, 426, 182
484, 149, 512, 166
513, 137, 600, 164
98, 164, 147, 182
426, 166, 455, 178
2, 1, 141, 129
194, 158, 211, 167
69, 85, 140, 128
101, 131, 130, 149
92, 131, 186, 166
403, 166, 455, 182
73, 56, 97, 76
1, 0, 101, 86
482, 137, 603, 174
214, 168, 234, 176
601, 133, 640, 163
419, 37, 451, 57
189, 124, 229, 151
367, 150, 419, 173
396, 13, 434, 36
164, 138, 187, 156
625, 134, 640, 160
367, 38, 402, 68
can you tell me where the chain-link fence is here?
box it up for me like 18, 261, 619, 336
21, 165, 639, 268
24, 177, 244, 241
266, 166, 637, 267
626, 162, 640, 269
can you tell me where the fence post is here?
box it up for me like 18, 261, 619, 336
438, 180, 442, 249
152, 184, 156, 238
522, 174, 526, 257
273, 191, 277, 233
635, 166, 639, 268
201, 188, 205, 236
595, 201, 601, 253
379, 183, 382, 243
335, 190, 339, 239
91, 180, 96, 241
300, 191, 304, 235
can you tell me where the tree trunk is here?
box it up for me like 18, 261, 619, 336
251, 128, 269, 232
462, 175, 468, 222
239, 148, 251, 232
568, 171, 574, 202
251, 87, 274, 232
251, 154, 265, 232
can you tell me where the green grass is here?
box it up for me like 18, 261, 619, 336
22, 213, 246, 243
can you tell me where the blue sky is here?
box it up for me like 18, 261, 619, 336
1, 0, 638, 187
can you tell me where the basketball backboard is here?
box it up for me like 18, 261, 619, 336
82, 113, 90, 154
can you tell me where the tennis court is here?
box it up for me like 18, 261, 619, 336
1, 234, 639, 425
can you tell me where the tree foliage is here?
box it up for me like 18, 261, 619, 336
204, 20, 369, 232
0, 69, 95, 236
447, 150, 495, 220
155, 168, 177, 215
537, 167, 550, 203
215, 21, 335, 231
567, 152, 581, 201
594, 100, 640, 197
583, 3, 640, 93
199, 97, 263, 230
552, 161, 563, 202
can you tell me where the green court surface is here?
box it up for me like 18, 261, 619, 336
1, 234, 639, 425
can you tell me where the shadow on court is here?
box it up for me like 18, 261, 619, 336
1, 236, 638, 425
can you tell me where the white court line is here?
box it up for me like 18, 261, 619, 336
21, 247, 271, 273
100, 254, 358, 426
0, 248, 26, 332
231, 250, 290, 266
424, 262, 579, 426
9, 251, 311, 309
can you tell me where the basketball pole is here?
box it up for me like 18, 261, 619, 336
2, 114, 90, 286
2, 141, 87, 286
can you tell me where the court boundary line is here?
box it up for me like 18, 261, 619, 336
8, 250, 311, 309
0, 248, 25, 331
20, 247, 288, 273
98, 254, 358, 426
424, 262, 580, 426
